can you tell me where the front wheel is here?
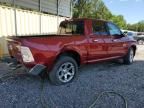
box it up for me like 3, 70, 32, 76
49, 56, 78, 85
123, 48, 134, 65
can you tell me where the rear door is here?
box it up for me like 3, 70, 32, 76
87, 21, 109, 62
106, 22, 128, 57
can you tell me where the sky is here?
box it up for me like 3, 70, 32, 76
103, 0, 144, 24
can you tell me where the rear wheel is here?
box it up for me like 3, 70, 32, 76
49, 56, 78, 85
123, 48, 134, 65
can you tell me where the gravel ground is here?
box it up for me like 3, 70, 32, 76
0, 45, 144, 108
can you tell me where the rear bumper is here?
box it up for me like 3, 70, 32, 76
2, 57, 47, 75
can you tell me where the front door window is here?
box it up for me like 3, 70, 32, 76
107, 22, 122, 36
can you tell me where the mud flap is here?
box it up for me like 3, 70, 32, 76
29, 64, 47, 75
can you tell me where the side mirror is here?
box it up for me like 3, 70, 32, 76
122, 33, 127, 37
121, 30, 128, 37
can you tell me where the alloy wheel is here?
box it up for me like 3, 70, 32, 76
57, 62, 75, 83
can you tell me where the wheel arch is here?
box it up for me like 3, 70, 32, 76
55, 50, 81, 67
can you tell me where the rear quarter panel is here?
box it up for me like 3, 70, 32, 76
21, 35, 88, 69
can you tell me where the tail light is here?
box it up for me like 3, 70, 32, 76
20, 46, 34, 63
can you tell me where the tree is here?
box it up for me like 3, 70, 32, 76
91, 0, 112, 20
73, 0, 93, 18
110, 15, 127, 29
73, 0, 111, 19
127, 21, 144, 32
72, 0, 127, 29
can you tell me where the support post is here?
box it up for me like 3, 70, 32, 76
13, 0, 17, 36
39, 0, 41, 34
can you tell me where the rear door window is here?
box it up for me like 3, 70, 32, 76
92, 21, 109, 35
58, 21, 84, 35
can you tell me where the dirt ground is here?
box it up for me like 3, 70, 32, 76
0, 45, 144, 108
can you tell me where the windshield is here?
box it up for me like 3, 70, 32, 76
58, 21, 84, 35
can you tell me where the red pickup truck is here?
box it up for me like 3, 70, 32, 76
7, 18, 137, 85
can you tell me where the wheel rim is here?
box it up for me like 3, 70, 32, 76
57, 62, 75, 83
129, 49, 134, 63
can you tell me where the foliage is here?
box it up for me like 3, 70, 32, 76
72, 0, 144, 31
127, 21, 144, 32
73, 0, 111, 19
73, 0, 93, 18
110, 15, 127, 29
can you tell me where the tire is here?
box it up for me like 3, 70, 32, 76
49, 56, 78, 85
123, 48, 134, 65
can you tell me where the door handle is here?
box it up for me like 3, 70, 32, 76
93, 39, 99, 42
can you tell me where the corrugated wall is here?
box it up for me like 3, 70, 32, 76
0, 5, 67, 36
0, 5, 68, 56
58, 0, 71, 17
41, 0, 57, 14
0, 0, 13, 4
0, 0, 72, 57
0, 6, 15, 36
16, 9, 40, 35
0, 0, 71, 17
15, 0, 39, 11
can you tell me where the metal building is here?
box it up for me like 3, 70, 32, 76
0, 0, 72, 57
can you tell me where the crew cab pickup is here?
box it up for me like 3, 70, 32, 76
7, 18, 137, 85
